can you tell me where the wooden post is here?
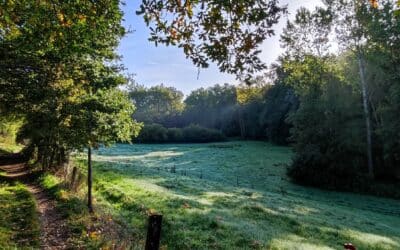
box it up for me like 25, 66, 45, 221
70, 166, 77, 189
145, 214, 163, 250
88, 146, 93, 213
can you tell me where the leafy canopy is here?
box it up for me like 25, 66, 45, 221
137, 0, 286, 81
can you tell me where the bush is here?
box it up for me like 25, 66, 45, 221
135, 124, 168, 143
134, 124, 226, 143
288, 149, 400, 199
181, 124, 226, 143
166, 127, 184, 142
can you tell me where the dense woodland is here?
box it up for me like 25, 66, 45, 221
128, 80, 297, 144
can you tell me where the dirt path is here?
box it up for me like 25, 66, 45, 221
0, 155, 70, 249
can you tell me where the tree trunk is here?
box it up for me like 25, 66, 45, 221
357, 52, 374, 178
238, 108, 246, 138
87, 146, 94, 213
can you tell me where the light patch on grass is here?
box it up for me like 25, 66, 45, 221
0, 182, 40, 248
344, 229, 399, 248
74, 141, 400, 249
270, 234, 336, 250
0, 142, 23, 155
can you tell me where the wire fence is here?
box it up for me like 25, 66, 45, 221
96, 159, 288, 193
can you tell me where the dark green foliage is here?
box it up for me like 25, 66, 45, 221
135, 124, 226, 143
166, 128, 184, 142
285, 1, 400, 194
182, 84, 238, 132
128, 82, 297, 144
0, 0, 140, 170
128, 84, 184, 125
260, 83, 298, 145
286, 55, 370, 191
135, 124, 168, 143
181, 124, 226, 143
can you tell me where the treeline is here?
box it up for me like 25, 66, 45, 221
135, 124, 225, 143
129, 0, 400, 197
128, 81, 298, 144
282, 1, 400, 195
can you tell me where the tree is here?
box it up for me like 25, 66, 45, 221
128, 84, 184, 125
0, 0, 141, 212
137, 0, 286, 81
326, 0, 377, 178
281, 6, 333, 58
260, 64, 299, 144
184, 84, 237, 133
361, 0, 400, 178
68, 88, 141, 212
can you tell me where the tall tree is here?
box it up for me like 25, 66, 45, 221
326, 0, 377, 178
128, 84, 184, 125
0, 0, 141, 211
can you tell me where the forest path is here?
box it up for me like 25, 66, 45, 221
0, 155, 70, 249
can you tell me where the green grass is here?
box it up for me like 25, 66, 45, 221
38, 173, 134, 249
76, 141, 400, 249
0, 182, 40, 249
0, 141, 23, 155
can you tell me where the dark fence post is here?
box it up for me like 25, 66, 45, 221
145, 214, 163, 250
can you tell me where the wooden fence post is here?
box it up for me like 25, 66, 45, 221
145, 214, 163, 250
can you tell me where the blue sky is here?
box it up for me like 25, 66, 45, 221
118, 0, 322, 95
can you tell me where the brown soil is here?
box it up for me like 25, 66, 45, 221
0, 155, 70, 249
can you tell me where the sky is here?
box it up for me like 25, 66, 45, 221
118, 0, 323, 95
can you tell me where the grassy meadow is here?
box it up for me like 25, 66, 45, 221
77, 141, 400, 249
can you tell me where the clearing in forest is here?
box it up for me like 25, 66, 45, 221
81, 141, 400, 249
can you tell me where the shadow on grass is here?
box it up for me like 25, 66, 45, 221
89, 143, 400, 249
94, 162, 400, 249
0, 183, 40, 249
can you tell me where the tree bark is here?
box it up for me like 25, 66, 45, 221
357, 52, 374, 178
88, 146, 94, 213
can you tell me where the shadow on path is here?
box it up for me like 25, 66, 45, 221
0, 154, 70, 250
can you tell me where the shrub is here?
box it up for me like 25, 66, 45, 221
181, 124, 226, 143
288, 149, 400, 199
135, 124, 168, 143
166, 127, 184, 142
134, 124, 226, 143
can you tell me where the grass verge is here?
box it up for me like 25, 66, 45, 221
37, 173, 135, 248
0, 182, 40, 249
